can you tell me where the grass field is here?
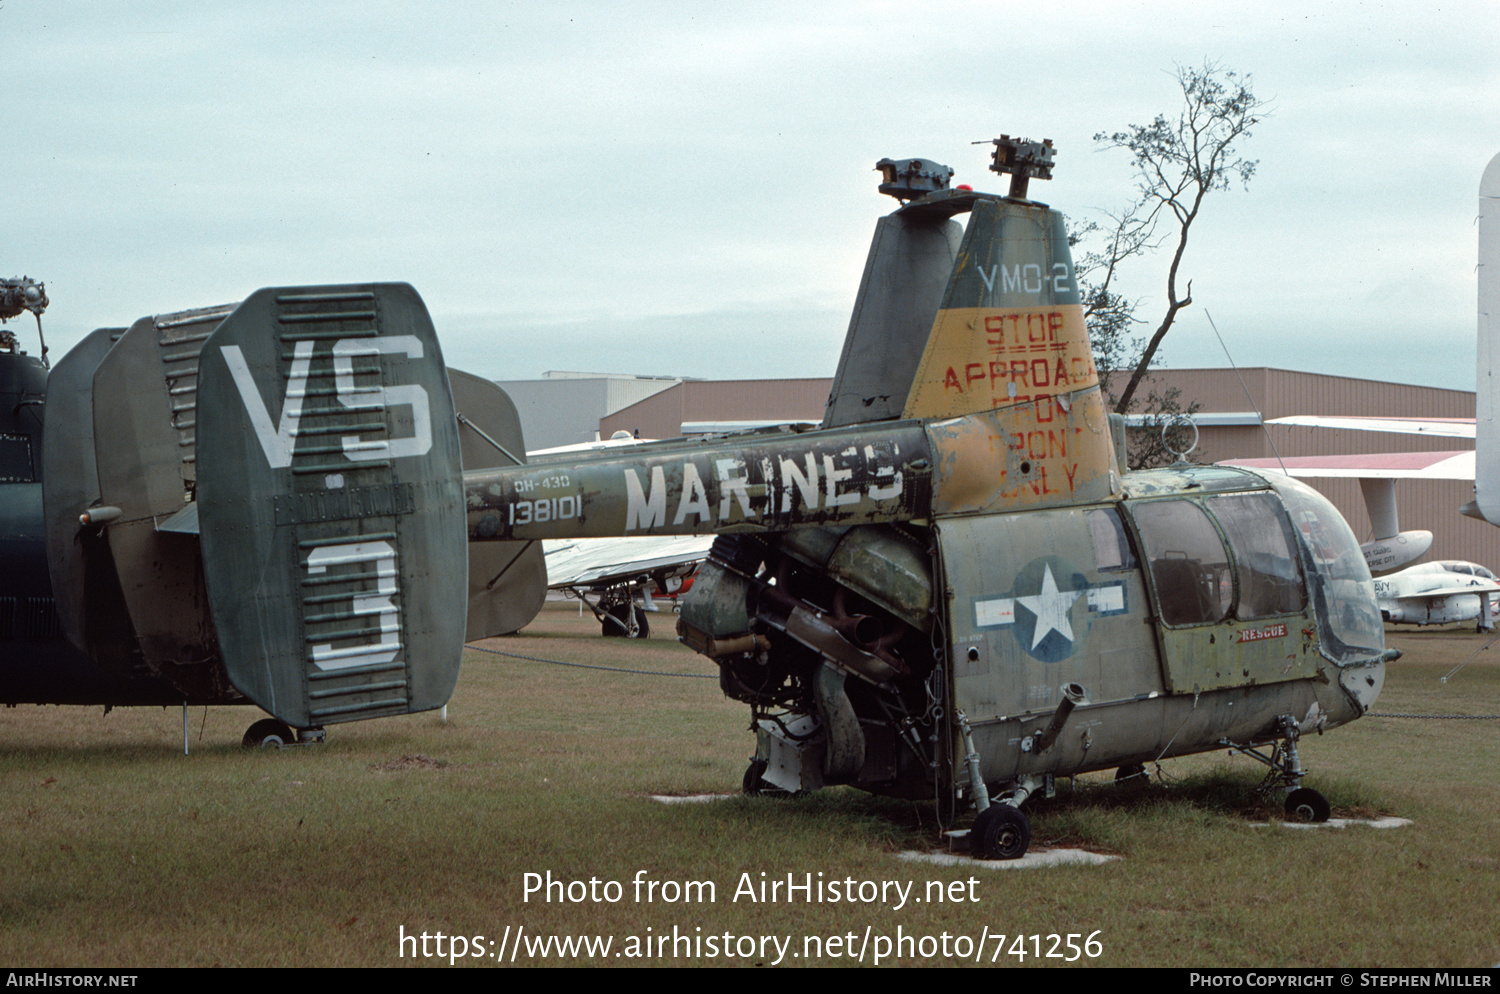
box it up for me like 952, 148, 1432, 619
2, 601, 1497, 968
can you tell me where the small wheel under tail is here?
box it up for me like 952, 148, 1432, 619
242, 718, 295, 750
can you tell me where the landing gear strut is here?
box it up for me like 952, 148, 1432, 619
968, 774, 1046, 860
566, 586, 651, 638
1221, 713, 1330, 822
602, 602, 649, 639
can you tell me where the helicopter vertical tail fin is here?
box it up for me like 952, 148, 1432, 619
901, 195, 1120, 513
41, 326, 134, 670
194, 284, 467, 726
86, 304, 238, 698
821, 208, 963, 428
448, 368, 548, 639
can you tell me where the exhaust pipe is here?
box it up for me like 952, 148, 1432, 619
1023, 683, 1089, 754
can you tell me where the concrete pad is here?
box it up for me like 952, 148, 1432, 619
899, 847, 1119, 869
1250, 816, 1413, 830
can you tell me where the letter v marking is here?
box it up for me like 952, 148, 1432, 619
977, 264, 998, 293
221, 340, 314, 469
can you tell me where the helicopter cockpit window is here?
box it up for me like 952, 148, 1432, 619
1269, 474, 1385, 660
1132, 499, 1232, 626
1086, 507, 1136, 572
1207, 492, 1307, 620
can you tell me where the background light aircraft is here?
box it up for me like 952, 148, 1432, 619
543, 535, 711, 637
8, 139, 1393, 859
1373, 560, 1500, 629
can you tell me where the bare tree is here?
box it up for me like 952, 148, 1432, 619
1095, 61, 1266, 415
1070, 207, 1155, 397
1073, 200, 1204, 468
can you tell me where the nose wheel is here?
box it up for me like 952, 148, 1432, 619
1222, 713, 1332, 823
1285, 787, 1331, 823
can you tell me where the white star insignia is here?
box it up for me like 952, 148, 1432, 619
1014, 564, 1083, 650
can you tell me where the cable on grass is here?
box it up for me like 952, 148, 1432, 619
464, 642, 716, 679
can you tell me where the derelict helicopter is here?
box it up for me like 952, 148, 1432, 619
460, 139, 1394, 857
0, 280, 546, 747
11, 138, 1391, 858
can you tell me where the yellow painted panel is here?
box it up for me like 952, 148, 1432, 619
903, 304, 1095, 420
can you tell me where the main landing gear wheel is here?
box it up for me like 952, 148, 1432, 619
742, 758, 793, 797
743, 758, 772, 795
969, 804, 1031, 860
1285, 787, 1331, 823
1115, 763, 1147, 784
242, 718, 295, 750
601, 604, 650, 639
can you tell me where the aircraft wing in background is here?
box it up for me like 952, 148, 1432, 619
542, 535, 715, 638
1220, 451, 1475, 480
1220, 452, 1479, 573
543, 535, 715, 589
1266, 416, 1475, 438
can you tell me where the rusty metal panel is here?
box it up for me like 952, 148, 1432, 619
925, 387, 1118, 515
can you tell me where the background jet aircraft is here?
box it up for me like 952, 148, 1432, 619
1373, 560, 1500, 629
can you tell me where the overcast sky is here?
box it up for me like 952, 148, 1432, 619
6, 1, 1497, 391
